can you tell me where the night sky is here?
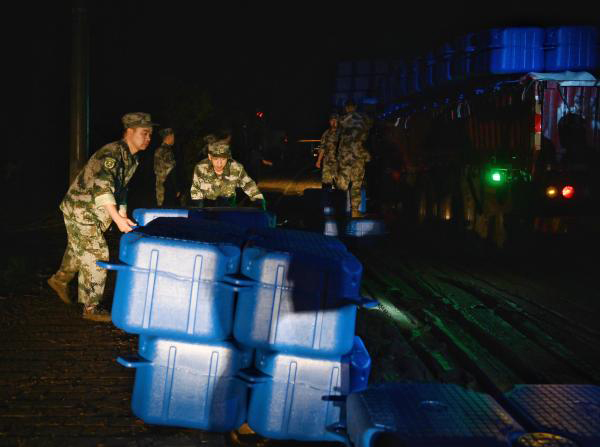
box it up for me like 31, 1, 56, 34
5, 0, 598, 218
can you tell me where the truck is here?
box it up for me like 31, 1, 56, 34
333, 26, 600, 247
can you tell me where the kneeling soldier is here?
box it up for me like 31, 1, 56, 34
190, 141, 264, 206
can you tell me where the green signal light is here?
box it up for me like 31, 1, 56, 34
486, 168, 506, 185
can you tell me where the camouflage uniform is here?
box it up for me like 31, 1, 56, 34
190, 142, 264, 202
49, 112, 154, 315
319, 124, 339, 185
154, 128, 175, 206
336, 109, 372, 213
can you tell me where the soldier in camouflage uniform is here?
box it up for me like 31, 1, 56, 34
47, 112, 155, 322
153, 127, 176, 206
190, 141, 264, 205
315, 112, 339, 188
336, 99, 372, 217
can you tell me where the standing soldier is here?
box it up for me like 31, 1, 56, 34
153, 127, 177, 206
190, 141, 264, 207
47, 112, 155, 322
336, 99, 372, 217
315, 112, 339, 189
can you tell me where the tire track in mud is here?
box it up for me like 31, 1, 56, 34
358, 278, 461, 385
416, 253, 600, 370
355, 243, 600, 394
360, 256, 523, 393
434, 260, 600, 340
429, 267, 600, 383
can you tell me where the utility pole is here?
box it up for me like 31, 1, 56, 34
69, 0, 89, 184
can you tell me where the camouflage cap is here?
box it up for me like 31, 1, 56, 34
159, 127, 174, 138
208, 142, 231, 158
121, 112, 157, 129
204, 134, 217, 144
329, 112, 339, 120
344, 99, 357, 108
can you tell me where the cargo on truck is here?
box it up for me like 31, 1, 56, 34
332, 26, 600, 247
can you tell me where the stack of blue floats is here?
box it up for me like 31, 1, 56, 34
99, 207, 374, 442
365, 26, 599, 117
101, 208, 600, 445
446, 26, 597, 85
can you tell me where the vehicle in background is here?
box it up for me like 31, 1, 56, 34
333, 26, 600, 247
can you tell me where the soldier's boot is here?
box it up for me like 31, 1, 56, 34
229, 423, 268, 446
82, 304, 112, 323
47, 272, 74, 305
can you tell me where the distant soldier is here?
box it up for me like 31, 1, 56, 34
153, 127, 177, 206
316, 112, 339, 189
336, 99, 372, 217
47, 112, 155, 322
190, 141, 264, 206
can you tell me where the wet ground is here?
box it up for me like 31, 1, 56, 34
1, 164, 599, 446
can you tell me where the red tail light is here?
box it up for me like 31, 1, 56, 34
562, 186, 575, 199
534, 113, 542, 133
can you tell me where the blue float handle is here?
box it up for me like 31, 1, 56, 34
117, 354, 150, 368
96, 261, 129, 271
343, 295, 379, 309
96, 261, 149, 274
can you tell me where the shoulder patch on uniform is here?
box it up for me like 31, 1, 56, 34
104, 158, 116, 169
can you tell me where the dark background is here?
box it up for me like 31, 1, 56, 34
4, 0, 598, 221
